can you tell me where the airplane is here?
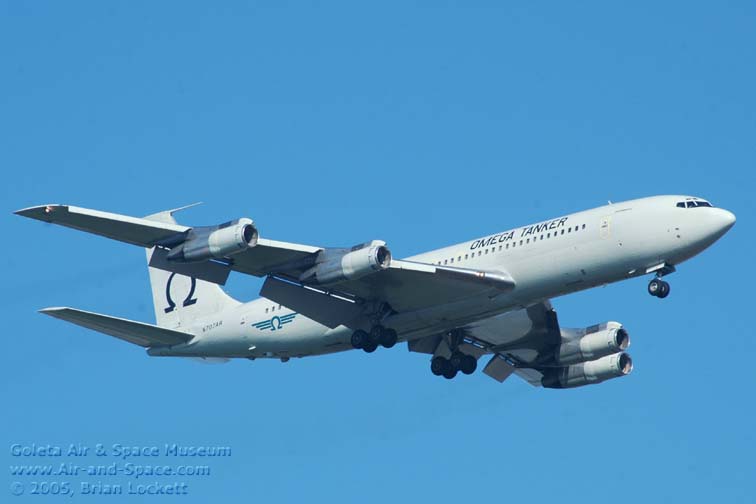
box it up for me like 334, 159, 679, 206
14, 195, 735, 389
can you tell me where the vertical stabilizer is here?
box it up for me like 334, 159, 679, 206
144, 206, 241, 329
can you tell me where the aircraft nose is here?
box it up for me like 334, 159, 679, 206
714, 208, 736, 233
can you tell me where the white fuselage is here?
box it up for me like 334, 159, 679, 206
149, 195, 735, 360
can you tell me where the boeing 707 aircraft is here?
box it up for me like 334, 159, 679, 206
15, 195, 735, 388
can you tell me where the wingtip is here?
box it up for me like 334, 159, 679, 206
38, 307, 69, 314
14, 204, 66, 219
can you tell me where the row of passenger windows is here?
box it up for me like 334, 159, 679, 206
435, 223, 587, 266
265, 304, 282, 314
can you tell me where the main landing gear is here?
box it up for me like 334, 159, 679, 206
350, 326, 398, 353
648, 278, 671, 299
431, 352, 477, 380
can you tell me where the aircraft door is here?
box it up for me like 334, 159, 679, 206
600, 216, 611, 239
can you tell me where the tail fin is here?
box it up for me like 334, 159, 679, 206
144, 206, 241, 329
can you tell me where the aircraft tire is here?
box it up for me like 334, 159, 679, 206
351, 330, 367, 349
431, 357, 447, 376
379, 328, 398, 348
658, 281, 671, 299
460, 354, 477, 375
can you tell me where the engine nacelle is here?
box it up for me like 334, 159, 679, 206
557, 322, 630, 365
542, 352, 633, 389
302, 241, 391, 285
167, 218, 258, 262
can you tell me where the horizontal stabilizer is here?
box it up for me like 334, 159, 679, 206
15, 204, 188, 247
39, 307, 193, 347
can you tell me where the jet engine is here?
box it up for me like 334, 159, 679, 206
557, 322, 630, 365
542, 352, 633, 389
166, 218, 258, 262
300, 241, 391, 285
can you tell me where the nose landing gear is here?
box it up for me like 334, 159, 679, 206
648, 278, 671, 298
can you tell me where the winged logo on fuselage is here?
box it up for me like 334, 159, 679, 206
251, 313, 298, 332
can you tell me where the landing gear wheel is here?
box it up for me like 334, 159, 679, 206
442, 366, 458, 380
430, 357, 447, 376
460, 354, 477, 375
351, 330, 368, 349
379, 328, 398, 349
648, 278, 671, 298
658, 281, 670, 299
363, 342, 378, 353
648, 278, 662, 297
369, 326, 383, 347
449, 351, 465, 371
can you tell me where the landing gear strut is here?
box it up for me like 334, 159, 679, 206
648, 278, 671, 298
350, 326, 398, 353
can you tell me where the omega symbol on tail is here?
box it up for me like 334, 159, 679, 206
164, 273, 198, 313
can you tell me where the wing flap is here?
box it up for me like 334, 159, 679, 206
15, 205, 188, 247
39, 307, 193, 347
331, 260, 515, 312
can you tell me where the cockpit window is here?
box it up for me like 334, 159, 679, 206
676, 199, 713, 208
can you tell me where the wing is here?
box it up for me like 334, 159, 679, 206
40, 307, 193, 347
17, 204, 515, 328
461, 301, 561, 386
14, 204, 189, 247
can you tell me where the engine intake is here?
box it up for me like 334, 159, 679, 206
557, 322, 630, 365
300, 241, 391, 285
542, 352, 633, 389
166, 218, 258, 262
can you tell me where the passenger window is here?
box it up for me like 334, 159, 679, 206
561, 229, 564, 235
506, 243, 509, 249
478, 251, 482, 256
485, 249, 488, 255
444, 260, 447, 265
265, 308, 268, 314
582, 224, 586, 229
465, 254, 468, 259
450, 258, 454, 263
568, 227, 572, 233
458, 256, 461, 261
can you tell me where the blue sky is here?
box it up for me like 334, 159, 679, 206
2, 1, 754, 502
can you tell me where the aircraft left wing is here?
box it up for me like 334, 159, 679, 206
14, 204, 189, 247
16, 204, 516, 328
40, 307, 193, 347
